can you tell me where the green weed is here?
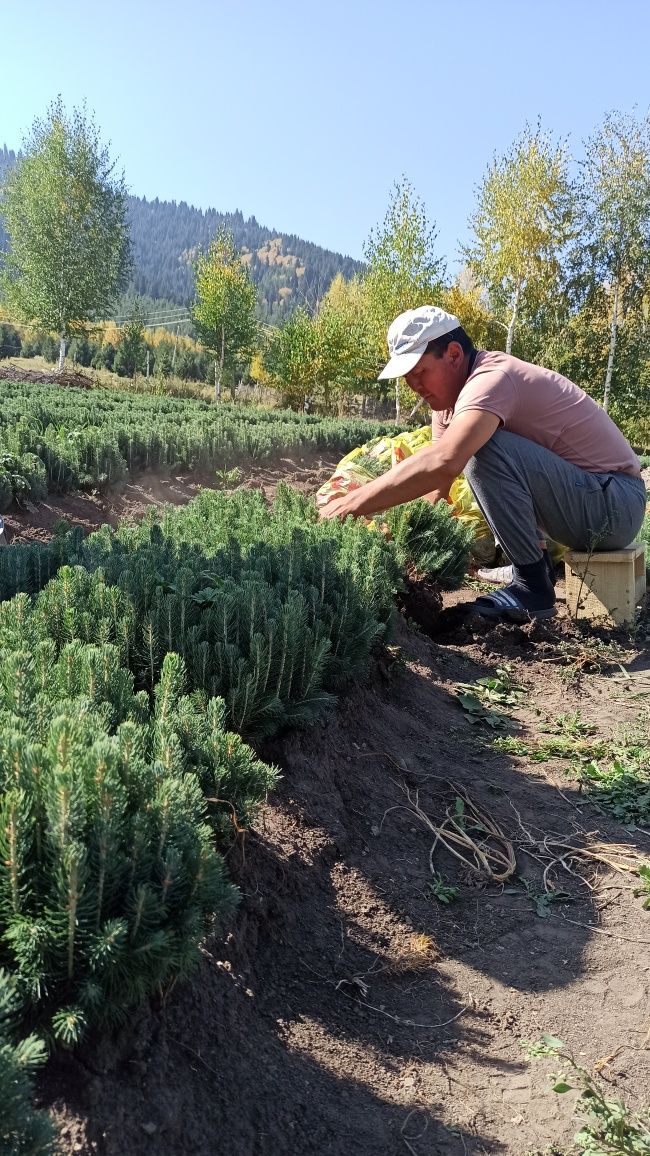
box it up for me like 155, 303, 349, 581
545, 712, 598, 738
456, 664, 523, 729
495, 710, 650, 829
633, 864, 650, 909
494, 728, 606, 763
580, 758, 650, 827
525, 1148, 569, 1156
523, 1035, 650, 1155
495, 712, 601, 767
554, 634, 633, 683
427, 873, 460, 905
463, 575, 500, 593
505, 877, 571, 918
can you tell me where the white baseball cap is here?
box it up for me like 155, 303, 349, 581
378, 305, 461, 379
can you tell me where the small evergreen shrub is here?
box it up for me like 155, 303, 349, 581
0, 525, 84, 602
0, 452, 48, 510
0, 469, 13, 513
0, 970, 53, 1156
384, 499, 473, 589
0, 639, 274, 1043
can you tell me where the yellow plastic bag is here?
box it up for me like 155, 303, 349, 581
317, 426, 433, 510
315, 462, 376, 509
448, 476, 492, 540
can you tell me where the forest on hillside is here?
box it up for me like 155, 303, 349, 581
0, 145, 363, 323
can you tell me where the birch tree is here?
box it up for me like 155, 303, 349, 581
192, 230, 258, 401
0, 99, 131, 370
263, 308, 318, 409
363, 178, 445, 421
263, 281, 375, 414
317, 274, 378, 410
576, 110, 650, 412
464, 123, 573, 354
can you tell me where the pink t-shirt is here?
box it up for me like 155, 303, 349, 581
431, 351, 641, 476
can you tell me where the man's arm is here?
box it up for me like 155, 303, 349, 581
319, 409, 500, 519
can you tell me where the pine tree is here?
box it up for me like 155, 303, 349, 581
385, 500, 473, 589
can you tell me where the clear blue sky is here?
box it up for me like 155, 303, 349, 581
2, 0, 649, 268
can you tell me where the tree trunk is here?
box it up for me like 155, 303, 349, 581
407, 397, 425, 420
395, 379, 401, 425
505, 283, 521, 355
215, 325, 225, 403
58, 335, 66, 371
603, 281, 619, 414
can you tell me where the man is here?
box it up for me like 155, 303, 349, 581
319, 305, 646, 620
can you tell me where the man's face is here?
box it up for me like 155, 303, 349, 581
404, 343, 467, 409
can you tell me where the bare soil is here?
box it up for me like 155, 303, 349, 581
2, 451, 339, 546
7, 465, 649, 1156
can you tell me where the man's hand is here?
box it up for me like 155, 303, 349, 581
318, 491, 361, 520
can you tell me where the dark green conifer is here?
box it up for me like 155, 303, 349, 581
0, 970, 53, 1156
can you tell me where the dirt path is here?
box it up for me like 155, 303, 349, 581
5, 466, 648, 1155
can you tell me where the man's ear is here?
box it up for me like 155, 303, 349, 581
445, 341, 465, 365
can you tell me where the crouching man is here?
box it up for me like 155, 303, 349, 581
319, 306, 646, 621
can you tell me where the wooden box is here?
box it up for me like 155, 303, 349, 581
564, 542, 647, 625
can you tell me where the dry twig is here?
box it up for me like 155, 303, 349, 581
394, 781, 516, 883
560, 914, 650, 945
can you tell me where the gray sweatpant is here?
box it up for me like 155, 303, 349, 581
464, 430, 647, 565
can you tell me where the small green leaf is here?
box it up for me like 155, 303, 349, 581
552, 1081, 572, 1093
541, 1034, 565, 1050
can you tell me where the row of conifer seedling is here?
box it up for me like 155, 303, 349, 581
0, 382, 396, 508
0, 484, 471, 1152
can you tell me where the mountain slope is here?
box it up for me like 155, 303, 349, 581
0, 146, 363, 323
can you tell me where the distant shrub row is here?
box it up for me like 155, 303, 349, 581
0, 323, 212, 384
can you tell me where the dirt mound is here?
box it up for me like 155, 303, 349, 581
398, 569, 444, 632
0, 362, 94, 387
